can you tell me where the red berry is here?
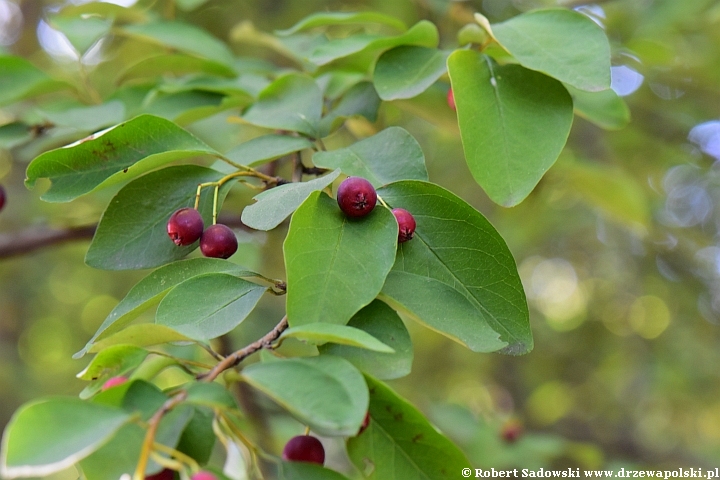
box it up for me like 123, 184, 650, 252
282, 435, 325, 465
101, 376, 128, 391
358, 412, 371, 435
392, 208, 416, 243
167, 208, 204, 246
200, 224, 238, 259
191, 472, 217, 480
337, 177, 377, 218
146, 469, 175, 480
447, 87, 456, 110
0, 184, 6, 212
500, 420, 523, 443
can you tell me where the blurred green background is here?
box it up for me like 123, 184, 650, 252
2, 0, 720, 473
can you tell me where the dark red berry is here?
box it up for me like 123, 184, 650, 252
282, 435, 325, 465
392, 208, 416, 243
337, 177, 377, 218
101, 376, 128, 391
358, 412, 371, 435
0, 184, 6, 212
146, 469, 175, 480
447, 87, 456, 110
200, 224, 238, 259
500, 420, 523, 444
191, 472, 217, 480
167, 208, 204, 246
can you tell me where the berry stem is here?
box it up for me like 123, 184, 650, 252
376, 194, 389, 209
212, 185, 219, 225
304, 425, 311, 435
152, 442, 200, 473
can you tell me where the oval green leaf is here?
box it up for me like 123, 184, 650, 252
313, 127, 428, 188
85, 165, 234, 271
347, 376, 469, 479
319, 81, 381, 137
492, 8, 611, 92
185, 382, 237, 410
566, 85, 631, 130
277, 12, 406, 36
448, 51, 573, 207
156, 273, 266, 341
38, 101, 126, 133
118, 55, 237, 85
242, 170, 341, 231
49, 15, 112, 54
225, 134, 314, 168
241, 356, 368, 436
88, 324, 195, 353
0, 398, 131, 478
25, 114, 220, 203
373, 46, 450, 100
378, 180, 532, 355
279, 322, 394, 353
0, 55, 71, 106
284, 191, 397, 327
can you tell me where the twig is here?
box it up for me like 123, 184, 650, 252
198, 316, 289, 382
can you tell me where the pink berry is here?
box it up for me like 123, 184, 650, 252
191, 472, 217, 480
167, 208, 204, 246
447, 87, 456, 110
392, 208, 416, 243
282, 435, 325, 465
200, 224, 238, 259
337, 177, 377, 218
101, 376, 128, 391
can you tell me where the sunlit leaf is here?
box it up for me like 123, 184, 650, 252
373, 46, 450, 100
279, 322, 394, 352
278, 12, 406, 36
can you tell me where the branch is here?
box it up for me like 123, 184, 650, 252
0, 214, 251, 260
199, 316, 289, 382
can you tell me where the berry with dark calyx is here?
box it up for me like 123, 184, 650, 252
337, 177, 377, 218
282, 435, 325, 465
146, 469, 175, 480
101, 376, 128, 391
392, 208, 416, 243
500, 419, 523, 444
358, 412, 371, 435
200, 224, 238, 259
191, 472, 217, 480
167, 208, 204, 246
447, 87, 456, 110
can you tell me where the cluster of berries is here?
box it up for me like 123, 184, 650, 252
166, 208, 238, 259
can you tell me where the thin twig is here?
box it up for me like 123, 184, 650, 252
198, 316, 289, 382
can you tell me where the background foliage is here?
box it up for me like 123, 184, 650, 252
1, 0, 720, 475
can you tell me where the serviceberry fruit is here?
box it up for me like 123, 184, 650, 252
146, 469, 175, 480
191, 472, 217, 480
0, 184, 6, 212
167, 208, 204, 246
337, 177, 377, 218
358, 412, 371, 435
200, 224, 238, 259
282, 435, 325, 465
392, 208, 416, 243
500, 420, 523, 444
447, 87, 456, 110
101, 376, 128, 391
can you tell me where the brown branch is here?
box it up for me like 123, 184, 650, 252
0, 214, 251, 260
198, 316, 289, 382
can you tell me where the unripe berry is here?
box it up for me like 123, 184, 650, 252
101, 376, 128, 391
337, 177, 377, 218
146, 469, 174, 480
282, 435, 325, 465
0, 184, 6, 212
392, 208, 416, 243
167, 208, 204, 246
500, 420, 523, 443
200, 224, 238, 259
447, 87, 456, 111
191, 472, 217, 480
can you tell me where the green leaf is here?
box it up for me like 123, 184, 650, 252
77, 258, 254, 358
373, 46, 450, 100
49, 15, 112, 54
241, 170, 341, 231
176, 0, 210, 11
313, 127, 428, 187
88, 324, 195, 353
156, 273, 266, 341
491, 8, 611, 92
347, 376, 469, 479
185, 382, 237, 410
225, 134, 314, 168
84, 165, 234, 271
176, 407, 215, 465
56, 2, 147, 23
242, 73, 323, 137
319, 300, 412, 380
277, 462, 351, 480
118, 55, 237, 85
77, 345, 148, 382
448, 51, 573, 207
279, 322, 394, 353
77, 424, 145, 480
0, 122, 33, 149
319, 81, 381, 136
25, 114, 220, 203
39, 101, 126, 132
122, 22, 235, 66
0, 56, 71, 106
308, 20, 439, 66
566, 85, 631, 130
278, 12, 406, 36
378, 180, 532, 355
0, 398, 131, 478
284, 191, 397, 326
241, 356, 368, 436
